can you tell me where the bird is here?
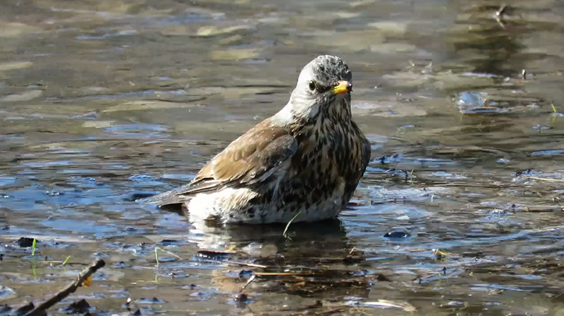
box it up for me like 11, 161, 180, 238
141, 55, 371, 225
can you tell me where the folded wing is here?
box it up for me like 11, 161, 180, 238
141, 120, 297, 207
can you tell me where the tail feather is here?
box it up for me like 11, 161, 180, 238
137, 189, 190, 208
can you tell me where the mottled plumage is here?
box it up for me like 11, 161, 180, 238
141, 55, 371, 224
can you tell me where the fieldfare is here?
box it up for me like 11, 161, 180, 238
142, 55, 371, 225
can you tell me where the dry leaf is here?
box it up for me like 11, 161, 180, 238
82, 275, 93, 287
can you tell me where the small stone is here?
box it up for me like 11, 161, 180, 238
235, 293, 248, 302
67, 299, 90, 313
383, 228, 411, 238
16, 237, 35, 248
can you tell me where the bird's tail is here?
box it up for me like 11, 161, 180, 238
136, 189, 190, 208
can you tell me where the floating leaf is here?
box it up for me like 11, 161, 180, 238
82, 275, 92, 287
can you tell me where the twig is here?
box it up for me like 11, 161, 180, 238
283, 211, 302, 239
495, 4, 508, 28
154, 247, 183, 260
155, 246, 183, 266
156, 246, 265, 269
62, 256, 71, 266
196, 257, 268, 269
239, 275, 256, 293
525, 176, 564, 182
154, 247, 159, 266
23, 259, 106, 316
226, 261, 267, 269
496, 4, 507, 18
254, 271, 318, 277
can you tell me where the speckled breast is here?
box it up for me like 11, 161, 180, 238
273, 120, 366, 217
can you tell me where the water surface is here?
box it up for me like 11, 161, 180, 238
1, 0, 564, 315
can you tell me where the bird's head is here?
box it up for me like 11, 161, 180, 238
274, 55, 353, 125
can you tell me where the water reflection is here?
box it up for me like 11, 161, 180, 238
454, 4, 526, 77
1, 0, 564, 314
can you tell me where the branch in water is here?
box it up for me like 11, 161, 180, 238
23, 259, 106, 316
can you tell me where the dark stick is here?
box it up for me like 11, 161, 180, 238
23, 259, 106, 316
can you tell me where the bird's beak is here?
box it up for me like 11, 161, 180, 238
332, 80, 352, 95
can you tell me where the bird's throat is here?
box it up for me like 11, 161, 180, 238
323, 97, 352, 122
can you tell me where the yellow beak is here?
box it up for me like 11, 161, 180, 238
332, 80, 352, 95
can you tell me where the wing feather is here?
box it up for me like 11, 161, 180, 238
143, 120, 297, 206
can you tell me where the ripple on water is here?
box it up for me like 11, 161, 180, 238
128, 174, 167, 187
102, 123, 170, 138
40, 218, 119, 235
1, 0, 564, 314
530, 149, 564, 156
0, 177, 16, 187
161, 173, 195, 182
0, 285, 16, 300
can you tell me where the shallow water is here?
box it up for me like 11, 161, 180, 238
1, 0, 564, 315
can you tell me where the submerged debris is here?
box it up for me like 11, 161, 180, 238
136, 297, 166, 304
14, 303, 38, 316
57, 299, 91, 314
432, 249, 449, 260
5, 260, 107, 316
234, 293, 248, 303
15, 238, 35, 248
383, 228, 411, 238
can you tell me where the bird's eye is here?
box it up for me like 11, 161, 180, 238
308, 80, 316, 92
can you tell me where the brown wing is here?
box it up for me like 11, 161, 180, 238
142, 120, 297, 207
187, 121, 297, 194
